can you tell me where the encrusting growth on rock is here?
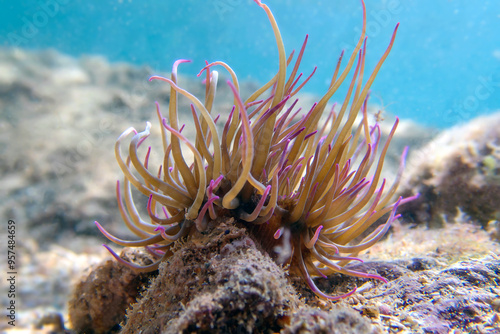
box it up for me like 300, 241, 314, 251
70, 219, 381, 333
68, 249, 154, 333
121, 220, 301, 333
283, 307, 374, 334
399, 112, 500, 228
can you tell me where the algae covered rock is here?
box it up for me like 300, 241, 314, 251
121, 219, 302, 334
67, 219, 386, 333
399, 112, 500, 227
282, 307, 375, 334
68, 249, 154, 334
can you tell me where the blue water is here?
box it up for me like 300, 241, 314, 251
1, 0, 499, 128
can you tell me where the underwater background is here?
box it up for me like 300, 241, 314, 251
1, 0, 500, 128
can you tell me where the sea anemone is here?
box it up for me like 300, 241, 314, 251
96, 0, 417, 300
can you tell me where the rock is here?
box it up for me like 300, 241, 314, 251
282, 307, 375, 334
68, 249, 155, 334
121, 219, 302, 334
399, 112, 500, 227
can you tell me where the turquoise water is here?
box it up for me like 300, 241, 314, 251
1, 0, 499, 128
